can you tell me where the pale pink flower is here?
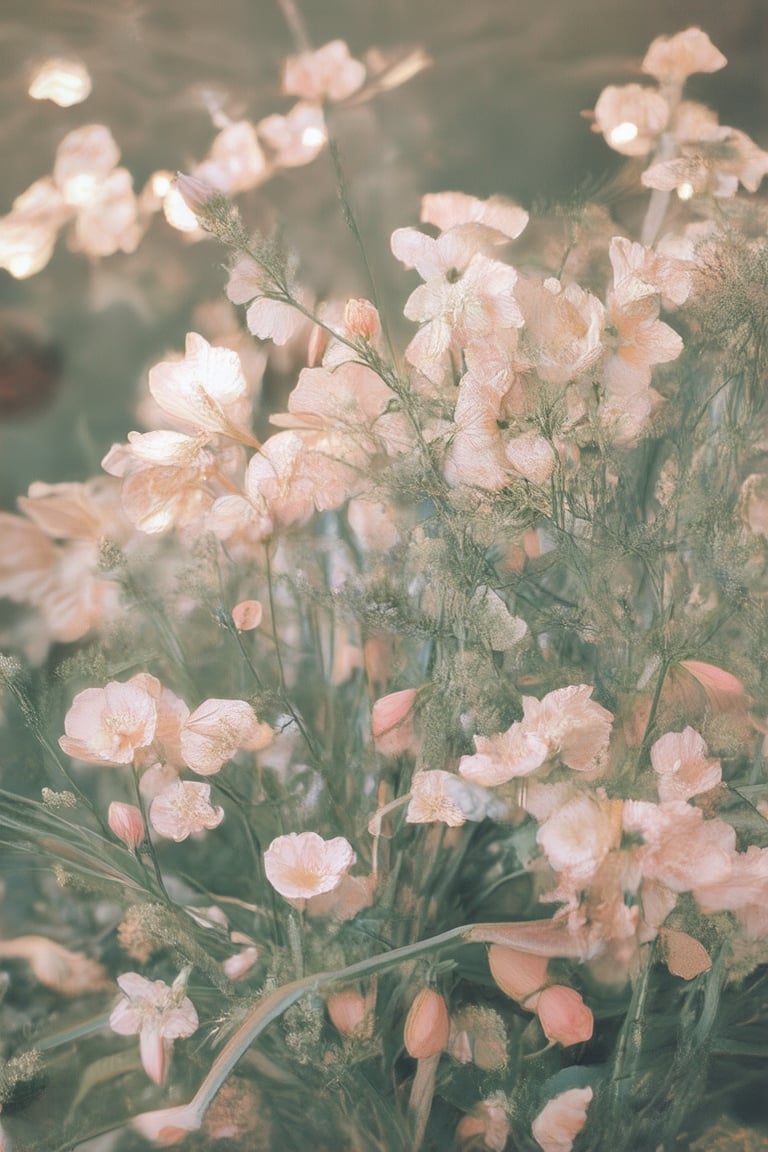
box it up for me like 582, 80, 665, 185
222, 946, 259, 980
59, 679, 158, 765
391, 225, 523, 384
72, 167, 142, 257
347, 497, 400, 552
535, 985, 593, 1046
505, 433, 556, 484
258, 102, 327, 167
694, 844, 768, 936
444, 376, 512, 491
264, 831, 356, 900
406, 769, 501, 827
537, 792, 621, 885
180, 698, 272, 775
149, 780, 225, 841
623, 800, 736, 892
108, 801, 145, 850
642, 117, 768, 199
460, 723, 549, 787
456, 1096, 510, 1152
305, 872, 375, 920
642, 27, 727, 85
608, 235, 692, 308
226, 255, 306, 345
650, 727, 721, 802
520, 685, 614, 776
593, 84, 669, 156
326, 988, 373, 1038
245, 429, 363, 524
343, 297, 381, 341
110, 970, 198, 1084
102, 436, 218, 535
53, 124, 120, 206
282, 40, 365, 103
194, 121, 268, 195
740, 473, 768, 537
532, 1086, 593, 1152
516, 276, 604, 386
147, 333, 255, 442
421, 191, 528, 240
28, 56, 92, 107
0, 177, 71, 277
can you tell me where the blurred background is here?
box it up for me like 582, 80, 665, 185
1, 0, 767, 507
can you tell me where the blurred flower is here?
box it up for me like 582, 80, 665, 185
282, 40, 366, 103
226, 255, 307, 345
149, 780, 224, 841
488, 945, 549, 1002
593, 84, 669, 156
258, 102, 327, 168
28, 57, 91, 107
264, 831, 355, 900
110, 969, 198, 1084
372, 688, 417, 757
231, 600, 263, 631
0, 935, 109, 996
642, 27, 727, 85
532, 1086, 593, 1152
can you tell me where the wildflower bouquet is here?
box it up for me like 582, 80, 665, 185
2, 21, 768, 1152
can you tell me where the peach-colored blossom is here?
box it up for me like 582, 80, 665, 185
740, 473, 768, 538
108, 801, 145, 850
444, 376, 512, 491
305, 872, 375, 921
488, 945, 549, 1002
421, 191, 528, 240
59, 679, 158, 765
264, 831, 356, 900
149, 780, 225, 841
532, 1086, 593, 1152
258, 102, 327, 168
593, 84, 669, 156
658, 928, 712, 979
343, 297, 381, 341
372, 688, 417, 757
110, 970, 198, 1085
521, 685, 614, 776
148, 333, 254, 442
535, 985, 593, 1045
231, 600, 263, 631
456, 1096, 510, 1152
347, 497, 400, 552
623, 800, 735, 892
282, 40, 365, 103
642, 27, 727, 85
693, 844, 768, 938
642, 125, 768, 199
537, 792, 622, 886
0, 177, 71, 278
650, 727, 721, 802
194, 121, 268, 195
180, 698, 272, 775
516, 276, 604, 386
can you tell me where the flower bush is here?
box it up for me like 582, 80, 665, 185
1, 20, 768, 1152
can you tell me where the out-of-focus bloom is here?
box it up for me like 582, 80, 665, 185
694, 844, 768, 939
642, 27, 727, 85
650, 727, 721, 801
179, 698, 272, 775
505, 433, 556, 484
108, 801, 146, 850
532, 1086, 593, 1152
149, 780, 225, 841
193, 122, 268, 195
282, 40, 366, 103
404, 987, 450, 1058
456, 1096, 510, 1152
421, 191, 528, 240
0, 935, 109, 996
593, 84, 669, 156
516, 277, 604, 386
53, 125, 120, 206
264, 831, 356, 900
222, 947, 259, 980
28, 57, 92, 106
258, 102, 328, 167
535, 985, 594, 1045
109, 969, 198, 1085
245, 429, 363, 524
372, 688, 417, 757
72, 167, 142, 257
537, 792, 622, 886
488, 945, 549, 1002
231, 600, 263, 631
0, 178, 71, 278
740, 473, 768, 537
59, 678, 158, 765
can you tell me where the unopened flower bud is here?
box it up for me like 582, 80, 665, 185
174, 172, 217, 216
488, 945, 549, 1003
404, 987, 450, 1058
327, 989, 371, 1038
108, 801, 145, 850
372, 688, 417, 757
231, 600, 263, 631
344, 298, 380, 341
535, 984, 593, 1046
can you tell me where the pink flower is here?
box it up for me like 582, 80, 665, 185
650, 727, 721, 802
108, 801, 145, 850
532, 1087, 593, 1152
537, 792, 622, 886
226, 255, 307, 345
593, 84, 669, 156
372, 688, 418, 757
421, 191, 528, 240
535, 985, 593, 1046
516, 276, 604, 386
622, 800, 735, 892
110, 969, 198, 1085
59, 679, 158, 765
245, 429, 364, 524
149, 780, 224, 841
264, 831, 356, 900
488, 945, 549, 1002
180, 698, 273, 775
406, 769, 501, 827
258, 102, 327, 168
642, 27, 727, 85
53, 125, 121, 206
456, 1096, 510, 1152
147, 333, 255, 443
459, 724, 549, 787
282, 40, 365, 103
231, 600, 263, 631
194, 121, 268, 195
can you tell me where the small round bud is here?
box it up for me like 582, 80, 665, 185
404, 988, 449, 1059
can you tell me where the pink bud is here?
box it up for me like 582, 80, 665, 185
174, 172, 217, 215
371, 689, 417, 757
344, 298, 380, 341
404, 988, 450, 1058
108, 801, 145, 850
326, 989, 371, 1038
222, 947, 259, 980
231, 600, 263, 631
488, 945, 549, 1003
535, 985, 593, 1046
